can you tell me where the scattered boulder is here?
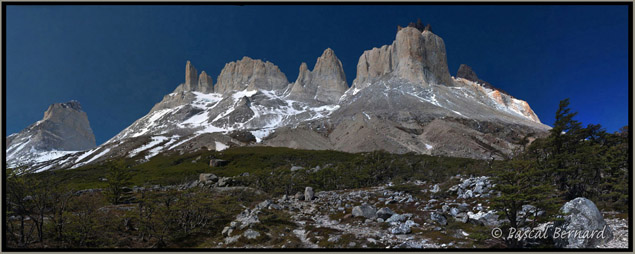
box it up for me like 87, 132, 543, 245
328, 235, 341, 243
442, 204, 450, 213
376, 207, 395, 220
554, 197, 613, 248
243, 229, 261, 240
430, 184, 440, 193
199, 173, 218, 184
467, 211, 500, 226
430, 212, 448, 225
352, 204, 377, 219
290, 165, 305, 172
389, 223, 412, 234
452, 176, 494, 199
210, 159, 229, 167
256, 200, 272, 210
404, 219, 419, 228
217, 177, 233, 187
224, 235, 240, 245
222, 226, 233, 236
457, 203, 470, 213
236, 208, 260, 229
386, 213, 409, 223
449, 207, 459, 217
229, 130, 256, 143
305, 187, 314, 201
294, 192, 305, 201
454, 212, 469, 223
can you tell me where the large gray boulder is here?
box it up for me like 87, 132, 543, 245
386, 213, 409, 223
554, 197, 613, 248
389, 223, 412, 234
467, 211, 500, 226
376, 207, 395, 220
235, 208, 260, 230
199, 173, 218, 184
352, 204, 377, 219
217, 177, 233, 187
430, 212, 448, 225
243, 229, 261, 240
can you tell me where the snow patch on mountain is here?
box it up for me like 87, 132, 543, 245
144, 136, 180, 160
6, 147, 79, 169
129, 136, 170, 157
215, 141, 229, 151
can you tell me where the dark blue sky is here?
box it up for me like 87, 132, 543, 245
6, 5, 630, 144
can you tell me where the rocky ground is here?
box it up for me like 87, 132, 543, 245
201, 175, 629, 249
207, 176, 503, 248
76, 173, 630, 249
598, 215, 630, 249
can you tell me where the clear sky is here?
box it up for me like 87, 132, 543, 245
5, 4, 630, 144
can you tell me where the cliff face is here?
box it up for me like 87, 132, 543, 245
214, 56, 289, 94
287, 48, 348, 104
354, 27, 452, 88
173, 61, 214, 93
6, 101, 96, 168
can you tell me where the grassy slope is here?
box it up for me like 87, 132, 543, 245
29, 146, 491, 193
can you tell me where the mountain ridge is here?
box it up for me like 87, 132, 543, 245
7, 25, 550, 172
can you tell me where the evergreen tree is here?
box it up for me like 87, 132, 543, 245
491, 158, 561, 247
600, 126, 630, 211
105, 159, 132, 204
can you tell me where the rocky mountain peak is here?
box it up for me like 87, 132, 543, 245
43, 100, 83, 120
6, 100, 96, 168
197, 71, 214, 93
456, 64, 509, 96
185, 60, 198, 88
287, 48, 348, 104
173, 61, 214, 93
456, 64, 479, 82
294, 62, 311, 87
394, 27, 452, 86
298, 62, 309, 73
353, 26, 452, 89
215, 56, 289, 94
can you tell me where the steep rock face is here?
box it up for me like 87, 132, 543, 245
454, 65, 541, 123
354, 27, 452, 88
456, 64, 479, 83
173, 61, 214, 93
185, 60, 198, 88
287, 48, 348, 104
197, 71, 214, 93
456, 64, 507, 95
6, 101, 96, 168
215, 56, 289, 94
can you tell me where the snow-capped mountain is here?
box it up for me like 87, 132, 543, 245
6, 101, 96, 169
9, 25, 551, 173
